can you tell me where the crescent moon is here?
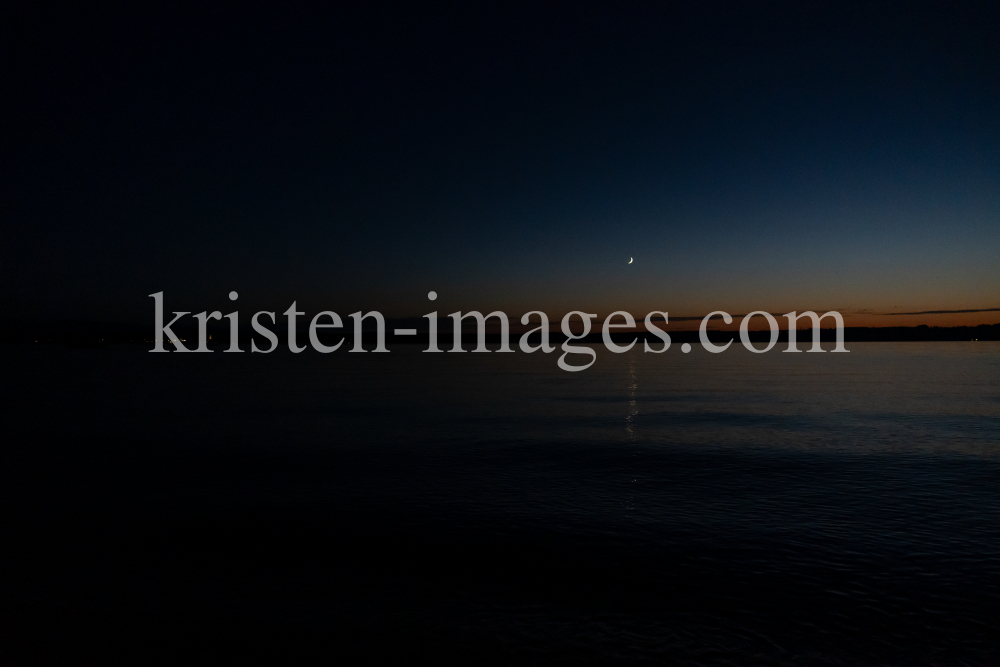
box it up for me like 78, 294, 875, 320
628, 257, 633, 264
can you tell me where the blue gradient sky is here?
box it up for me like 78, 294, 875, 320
3, 3, 998, 327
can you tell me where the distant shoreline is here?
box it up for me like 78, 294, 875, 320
3, 321, 998, 348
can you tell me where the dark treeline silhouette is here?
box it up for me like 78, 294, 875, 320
2, 320, 998, 349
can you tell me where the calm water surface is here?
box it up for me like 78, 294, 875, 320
1, 342, 998, 664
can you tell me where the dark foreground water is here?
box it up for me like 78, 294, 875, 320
1, 342, 998, 665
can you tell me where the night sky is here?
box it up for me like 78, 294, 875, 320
4, 3, 999, 329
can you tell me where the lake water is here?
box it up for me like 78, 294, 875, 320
1, 342, 998, 664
